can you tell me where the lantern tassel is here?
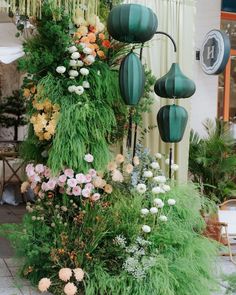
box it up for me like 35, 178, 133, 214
169, 147, 173, 179
126, 110, 133, 149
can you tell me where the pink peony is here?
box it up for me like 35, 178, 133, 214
82, 188, 90, 198
67, 178, 78, 188
88, 169, 97, 177
47, 178, 57, 190
85, 174, 92, 183
112, 169, 124, 182
91, 193, 100, 201
35, 164, 45, 174
84, 153, 94, 162
59, 268, 72, 282
38, 278, 51, 292
72, 186, 82, 196
26, 164, 35, 177
76, 173, 86, 184
64, 282, 77, 295
44, 167, 51, 178
85, 183, 94, 190
73, 268, 84, 281
59, 174, 67, 183
64, 168, 74, 178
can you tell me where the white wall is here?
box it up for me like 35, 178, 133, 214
191, 0, 221, 137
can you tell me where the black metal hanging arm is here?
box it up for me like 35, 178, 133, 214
155, 31, 177, 53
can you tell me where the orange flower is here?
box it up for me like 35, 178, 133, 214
88, 32, 96, 43
80, 36, 89, 43
23, 88, 31, 98
97, 50, 106, 59
98, 33, 105, 40
104, 184, 113, 194
102, 40, 111, 48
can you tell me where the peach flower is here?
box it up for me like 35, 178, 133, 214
64, 282, 77, 295
58, 268, 72, 282
112, 169, 124, 182
88, 32, 96, 42
73, 268, 84, 281
38, 278, 51, 292
104, 184, 113, 194
97, 50, 105, 59
98, 33, 105, 40
115, 154, 125, 164
133, 156, 140, 166
125, 163, 133, 174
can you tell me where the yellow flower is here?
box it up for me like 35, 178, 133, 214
44, 132, 52, 141
104, 184, 113, 194
34, 102, 44, 111
43, 99, 52, 112
45, 123, 55, 135
23, 88, 31, 98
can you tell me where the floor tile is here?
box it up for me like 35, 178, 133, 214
0, 288, 22, 295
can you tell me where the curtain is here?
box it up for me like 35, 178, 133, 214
125, 0, 196, 183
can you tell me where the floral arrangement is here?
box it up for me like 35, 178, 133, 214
30, 98, 60, 141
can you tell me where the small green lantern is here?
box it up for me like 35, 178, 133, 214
157, 104, 188, 143
119, 51, 145, 105
107, 4, 158, 43
154, 63, 196, 98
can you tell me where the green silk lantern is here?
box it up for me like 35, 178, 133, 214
154, 63, 196, 98
119, 51, 145, 105
107, 4, 158, 43
157, 104, 188, 143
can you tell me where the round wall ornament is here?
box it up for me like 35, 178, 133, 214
200, 29, 230, 75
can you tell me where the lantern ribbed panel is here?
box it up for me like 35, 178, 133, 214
154, 63, 196, 98
157, 105, 188, 143
107, 4, 158, 43
119, 52, 145, 106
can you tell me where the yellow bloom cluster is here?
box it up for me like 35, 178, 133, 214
30, 98, 60, 141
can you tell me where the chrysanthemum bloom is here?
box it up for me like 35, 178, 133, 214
64, 282, 77, 295
159, 215, 168, 222
73, 268, 85, 281
115, 154, 125, 163
104, 184, 113, 194
136, 184, 147, 194
150, 162, 160, 169
38, 278, 51, 292
125, 164, 133, 174
58, 268, 72, 282
142, 225, 151, 233
143, 171, 153, 178
167, 199, 176, 206
140, 208, 149, 215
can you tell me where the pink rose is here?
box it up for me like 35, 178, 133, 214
85, 174, 92, 183
26, 166, 35, 178
64, 168, 74, 178
85, 183, 94, 190
88, 169, 97, 177
82, 188, 90, 198
26, 164, 34, 175
72, 186, 82, 196
67, 178, 77, 188
47, 178, 57, 190
91, 193, 100, 201
84, 154, 94, 163
41, 182, 48, 191
59, 174, 67, 183
76, 173, 86, 184
44, 168, 51, 178
35, 164, 45, 174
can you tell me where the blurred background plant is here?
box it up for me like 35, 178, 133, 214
189, 118, 236, 204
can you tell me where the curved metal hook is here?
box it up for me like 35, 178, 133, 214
155, 31, 177, 52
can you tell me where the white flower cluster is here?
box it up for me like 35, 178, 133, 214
55, 43, 95, 96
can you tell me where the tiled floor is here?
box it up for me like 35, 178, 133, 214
0, 204, 236, 294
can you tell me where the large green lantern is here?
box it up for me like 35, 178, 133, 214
107, 4, 158, 43
154, 63, 196, 98
157, 104, 188, 143
119, 51, 145, 105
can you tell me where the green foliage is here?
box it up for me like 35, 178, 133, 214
0, 184, 218, 295
189, 118, 236, 203
224, 273, 236, 294
0, 90, 27, 140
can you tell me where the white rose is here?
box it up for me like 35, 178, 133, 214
56, 66, 66, 74
150, 207, 158, 214
167, 199, 176, 206
83, 47, 92, 54
80, 68, 89, 76
69, 60, 77, 67
143, 171, 153, 178
75, 86, 84, 95
162, 184, 171, 192
68, 85, 76, 93
142, 225, 151, 233
68, 45, 78, 53
141, 208, 149, 215
152, 186, 161, 194
76, 60, 84, 67
155, 152, 162, 159
84, 55, 95, 65
153, 176, 166, 184
82, 81, 90, 89
71, 52, 81, 59
159, 215, 168, 222
165, 158, 174, 165
137, 184, 146, 194
153, 198, 164, 208
150, 162, 160, 169
69, 70, 79, 77
171, 164, 179, 171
